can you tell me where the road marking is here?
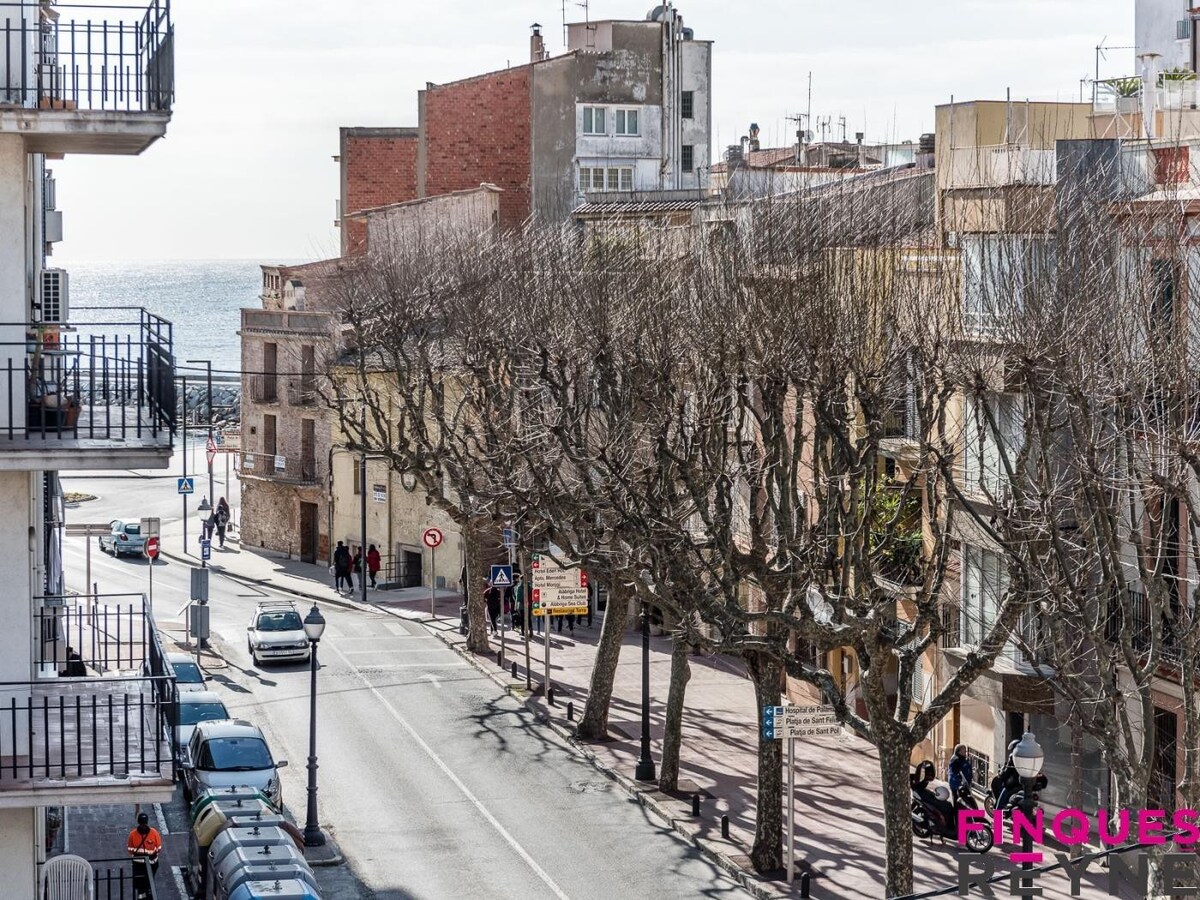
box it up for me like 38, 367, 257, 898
153, 801, 169, 835
170, 865, 188, 899
420, 673, 442, 689
339, 647, 447, 655
327, 641, 572, 900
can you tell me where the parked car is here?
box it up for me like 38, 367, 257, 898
166, 651, 209, 693
169, 691, 230, 766
183, 719, 287, 807
246, 601, 311, 666
98, 519, 146, 557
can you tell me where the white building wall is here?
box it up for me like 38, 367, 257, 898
680, 40, 712, 189
576, 104, 664, 159
0, 808, 36, 900
1136, 0, 1192, 71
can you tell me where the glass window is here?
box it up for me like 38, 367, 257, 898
616, 108, 639, 136
961, 544, 1007, 647
591, 168, 605, 191
963, 393, 1024, 498
619, 168, 633, 191
179, 701, 230, 727
682, 145, 694, 173
606, 168, 620, 189
202, 737, 273, 771
583, 106, 605, 135
681, 91, 694, 119
256, 611, 303, 632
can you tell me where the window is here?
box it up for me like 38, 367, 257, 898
582, 106, 605, 135
1178, 19, 1192, 40
682, 145, 694, 173
681, 90, 694, 119
961, 235, 1055, 334
962, 393, 1024, 498
579, 166, 633, 192
960, 544, 1007, 647
615, 108, 639, 136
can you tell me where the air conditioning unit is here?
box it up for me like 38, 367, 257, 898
44, 210, 63, 244
40, 269, 69, 323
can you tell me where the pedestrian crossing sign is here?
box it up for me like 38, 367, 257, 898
490, 565, 513, 588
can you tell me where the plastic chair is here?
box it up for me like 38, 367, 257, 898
40, 854, 93, 900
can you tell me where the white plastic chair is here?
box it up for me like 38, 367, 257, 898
40, 854, 93, 900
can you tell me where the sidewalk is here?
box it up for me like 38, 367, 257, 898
154, 528, 1115, 899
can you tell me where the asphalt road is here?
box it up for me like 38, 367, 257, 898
60, 466, 753, 900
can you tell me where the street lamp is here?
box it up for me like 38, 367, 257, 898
196, 497, 212, 563
302, 604, 327, 847
635, 598, 656, 783
1011, 732, 1044, 886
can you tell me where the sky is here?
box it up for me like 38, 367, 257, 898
53, 0, 1136, 262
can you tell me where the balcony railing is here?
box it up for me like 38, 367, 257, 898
241, 308, 331, 334
239, 450, 320, 486
1106, 586, 1181, 663
287, 379, 318, 407
0, 311, 175, 446
0, 1, 173, 113
246, 374, 278, 404
0, 593, 176, 794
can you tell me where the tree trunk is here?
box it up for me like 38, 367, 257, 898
877, 728, 916, 899
747, 651, 783, 873
462, 518, 490, 654
658, 636, 692, 792
576, 582, 630, 741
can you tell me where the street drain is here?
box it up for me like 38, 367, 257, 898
568, 780, 612, 795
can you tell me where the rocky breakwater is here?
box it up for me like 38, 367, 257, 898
179, 382, 241, 430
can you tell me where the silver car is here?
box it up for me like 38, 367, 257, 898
246, 601, 311, 666
183, 719, 287, 808
166, 651, 209, 693
169, 691, 229, 766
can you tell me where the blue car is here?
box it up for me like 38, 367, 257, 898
98, 519, 146, 558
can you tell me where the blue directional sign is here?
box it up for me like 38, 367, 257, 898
200, 539, 212, 561
490, 565, 513, 588
762, 706, 781, 740
177, 477, 195, 495
502, 527, 516, 548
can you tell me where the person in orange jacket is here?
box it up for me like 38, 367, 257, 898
127, 812, 162, 895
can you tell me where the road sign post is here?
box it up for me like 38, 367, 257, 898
423, 528, 444, 618
490, 565, 513, 664
762, 704, 839, 882
145, 536, 160, 617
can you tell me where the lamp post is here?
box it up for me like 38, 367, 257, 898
302, 604, 327, 847
1011, 731, 1044, 888
196, 496, 212, 565
635, 599, 656, 782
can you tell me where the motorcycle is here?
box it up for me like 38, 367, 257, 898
984, 768, 1047, 817
910, 760, 994, 853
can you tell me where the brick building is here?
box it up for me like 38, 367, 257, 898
337, 6, 712, 252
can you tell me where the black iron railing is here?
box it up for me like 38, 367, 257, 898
86, 857, 160, 900
239, 450, 320, 486
0, 310, 175, 443
0, 1, 172, 113
1105, 586, 1181, 662
35, 593, 156, 673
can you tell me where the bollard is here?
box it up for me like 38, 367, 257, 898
567, 701, 574, 721
799, 872, 810, 897
720, 815, 729, 839
511, 661, 518, 678
691, 794, 700, 817
496, 650, 503, 666
548, 686, 555, 705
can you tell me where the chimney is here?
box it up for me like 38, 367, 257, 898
855, 131, 866, 167
1139, 51, 1161, 139
748, 122, 760, 152
530, 23, 545, 63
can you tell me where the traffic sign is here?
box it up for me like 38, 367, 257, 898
200, 539, 212, 561
490, 565, 513, 588
206, 450, 216, 467
502, 527, 515, 548
762, 705, 840, 740
214, 431, 225, 447
139, 517, 160, 537
206, 434, 217, 453
422, 527, 444, 549
145, 536, 160, 559
531, 553, 589, 615
177, 477, 194, 495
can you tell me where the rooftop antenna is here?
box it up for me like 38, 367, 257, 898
837, 115, 847, 143
817, 116, 832, 143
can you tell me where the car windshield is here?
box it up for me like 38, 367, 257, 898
179, 702, 229, 727
201, 737, 273, 771
173, 661, 203, 683
256, 611, 302, 632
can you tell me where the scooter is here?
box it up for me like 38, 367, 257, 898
910, 760, 994, 853
984, 769, 1047, 817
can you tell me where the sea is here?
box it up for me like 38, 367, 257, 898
57, 259, 294, 376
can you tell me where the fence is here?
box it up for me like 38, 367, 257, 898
0, 1, 173, 113
88, 857, 160, 900
239, 450, 320, 486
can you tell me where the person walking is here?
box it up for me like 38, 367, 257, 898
127, 811, 162, 899
332, 541, 351, 593
948, 743, 974, 796
214, 497, 231, 548
352, 547, 363, 588
484, 580, 502, 635
366, 544, 381, 588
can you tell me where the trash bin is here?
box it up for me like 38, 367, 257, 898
212, 844, 310, 900
221, 863, 319, 900
190, 800, 278, 893
226, 878, 321, 900
191, 787, 274, 823
199, 825, 301, 899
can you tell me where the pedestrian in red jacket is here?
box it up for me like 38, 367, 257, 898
367, 544, 381, 588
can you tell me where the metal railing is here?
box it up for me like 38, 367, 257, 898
0, 311, 175, 443
286, 379, 318, 406
35, 593, 155, 674
1107, 586, 1181, 662
379, 553, 422, 589
0, 1, 172, 113
86, 857, 160, 900
239, 450, 320, 486
241, 308, 331, 333
246, 373, 278, 404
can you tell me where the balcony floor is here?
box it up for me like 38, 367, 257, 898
0, 678, 173, 807
0, 406, 172, 470
0, 108, 171, 156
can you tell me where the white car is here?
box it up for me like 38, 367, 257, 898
170, 691, 230, 766
246, 601, 311, 666
183, 719, 286, 808
166, 651, 209, 693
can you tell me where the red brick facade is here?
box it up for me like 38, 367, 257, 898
340, 128, 419, 254
422, 68, 532, 229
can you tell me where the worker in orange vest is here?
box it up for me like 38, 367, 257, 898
126, 811, 162, 897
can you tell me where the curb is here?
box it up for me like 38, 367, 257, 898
419, 623, 790, 900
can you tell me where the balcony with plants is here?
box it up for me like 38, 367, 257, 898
869, 482, 924, 591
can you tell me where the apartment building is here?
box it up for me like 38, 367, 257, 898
240, 259, 339, 564
336, 4, 711, 251
1136, 0, 1195, 73
0, 2, 178, 894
